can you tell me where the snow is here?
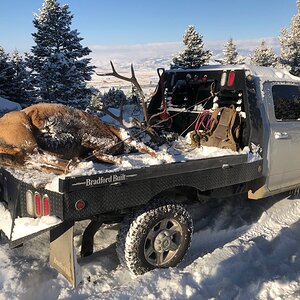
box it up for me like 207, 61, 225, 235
0, 202, 61, 242
0, 97, 21, 116
11, 215, 62, 241
0, 203, 13, 238
7, 135, 247, 193
0, 193, 300, 299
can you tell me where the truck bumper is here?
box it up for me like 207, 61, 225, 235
0, 169, 80, 287
0, 203, 81, 287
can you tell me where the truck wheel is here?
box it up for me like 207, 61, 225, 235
116, 199, 193, 275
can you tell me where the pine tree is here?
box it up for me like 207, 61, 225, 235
222, 38, 244, 65
9, 50, 33, 105
102, 88, 126, 108
27, 0, 95, 107
250, 41, 277, 67
279, 27, 298, 70
0, 46, 15, 100
171, 25, 212, 69
279, 0, 300, 75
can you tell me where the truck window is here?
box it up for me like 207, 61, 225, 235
272, 85, 300, 120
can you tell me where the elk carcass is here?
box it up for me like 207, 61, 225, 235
0, 103, 156, 173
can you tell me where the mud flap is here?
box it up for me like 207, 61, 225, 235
50, 221, 82, 287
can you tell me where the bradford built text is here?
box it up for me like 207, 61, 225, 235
86, 174, 126, 186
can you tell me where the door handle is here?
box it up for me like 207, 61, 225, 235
274, 132, 289, 139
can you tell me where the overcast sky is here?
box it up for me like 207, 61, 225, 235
0, 0, 298, 53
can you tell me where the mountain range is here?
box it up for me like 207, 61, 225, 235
89, 37, 280, 72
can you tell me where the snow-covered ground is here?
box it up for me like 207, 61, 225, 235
1, 192, 300, 299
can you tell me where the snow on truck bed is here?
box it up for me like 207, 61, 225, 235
6, 134, 252, 192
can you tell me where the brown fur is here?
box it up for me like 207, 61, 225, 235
23, 104, 121, 157
0, 103, 156, 173
0, 110, 37, 151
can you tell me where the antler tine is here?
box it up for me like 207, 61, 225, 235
97, 61, 150, 125
110, 60, 117, 73
130, 65, 144, 99
130, 63, 135, 78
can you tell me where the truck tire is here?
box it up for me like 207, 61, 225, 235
116, 199, 193, 275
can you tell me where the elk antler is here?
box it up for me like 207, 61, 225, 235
99, 94, 126, 128
96, 61, 150, 126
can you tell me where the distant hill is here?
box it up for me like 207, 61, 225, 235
89, 37, 280, 72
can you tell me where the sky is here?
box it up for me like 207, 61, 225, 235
0, 0, 298, 53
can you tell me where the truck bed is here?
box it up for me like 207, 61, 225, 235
1, 153, 263, 225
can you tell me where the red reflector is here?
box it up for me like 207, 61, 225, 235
75, 200, 85, 211
202, 75, 207, 82
34, 192, 41, 217
43, 195, 50, 216
227, 71, 235, 87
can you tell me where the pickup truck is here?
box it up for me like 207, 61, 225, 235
1, 64, 299, 286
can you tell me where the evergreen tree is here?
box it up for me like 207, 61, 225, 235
279, 27, 298, 70
27, 0, 95, 107
101, 87, 127, 109
171, 25, 212, 69
10, 50, 33, 105
0, 46, 14, 99
279, 0, 300, 75
250, 41, 277, 67
222, 38, 244, 65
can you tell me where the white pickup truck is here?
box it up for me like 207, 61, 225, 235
1, 64, 300, 286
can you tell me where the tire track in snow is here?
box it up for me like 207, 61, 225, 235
1, 194, 300, 299
179, 195, 300, 299
0, 245, 23, 300
95, 195, 300, 300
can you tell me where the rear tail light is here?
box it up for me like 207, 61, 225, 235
26, 190, 34, 216
220, 71, 227, 86
26, 190, 51, 217
221, 70, 236, 87
43, 194, 50, 216
227, 71, 235, 87
34, 192, 42, 217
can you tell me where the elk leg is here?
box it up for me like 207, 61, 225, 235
26, 153, 77, 174
108, 126, 158, 158
0, 146, 24, 157
0, 146, 25, 167
92, 151, 122, 164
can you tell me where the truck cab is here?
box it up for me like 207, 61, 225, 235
249, 67, 300, 198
